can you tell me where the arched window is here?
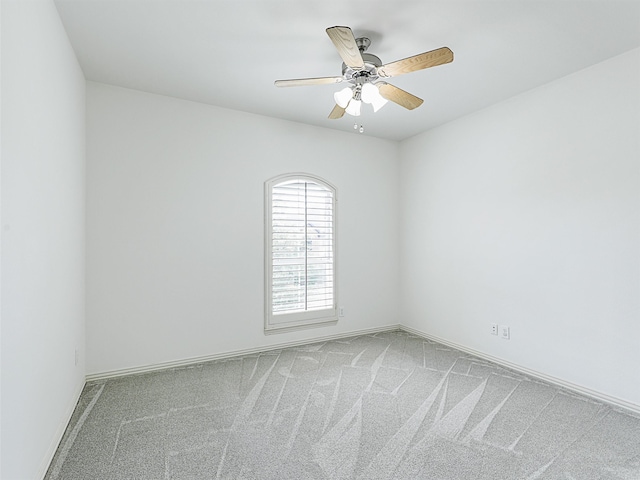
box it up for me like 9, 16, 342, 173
265, 174, 337, 333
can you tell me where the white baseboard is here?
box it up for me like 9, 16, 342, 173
400, 325, 640, 416
86, 324, 401, 382
38, 379, 85, 480
84, 322, 639, 416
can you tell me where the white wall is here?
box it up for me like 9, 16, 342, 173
0, 2, 3, 475
1, 1, 86, 478
86, 82, 400, 375
400, 48, 640, 407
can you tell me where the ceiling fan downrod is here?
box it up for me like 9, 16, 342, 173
355, 37, 371, 53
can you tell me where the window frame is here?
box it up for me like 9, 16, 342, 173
264, 173, 338, 334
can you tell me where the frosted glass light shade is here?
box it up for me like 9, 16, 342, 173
334, 87, 353, 108
361, 83, 388, 112
345, 99, 361, 116
360, 83, 377, 103
369, 93, 388, 112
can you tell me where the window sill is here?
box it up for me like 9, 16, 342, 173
264, 318, 338, 335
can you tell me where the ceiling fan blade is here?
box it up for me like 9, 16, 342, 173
378, 83, 424, 110
328, 104, 346, 119
275, 76, 344, 87
378, 47, 453, 78
326, 26, 364, 69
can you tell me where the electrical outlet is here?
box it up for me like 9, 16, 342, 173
339, 306, 345, 317
490, 323, 498, 335
501, 326, 510, 340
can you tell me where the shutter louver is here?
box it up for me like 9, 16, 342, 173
271, 180, 334, 315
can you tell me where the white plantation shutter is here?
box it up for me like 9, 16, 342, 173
265, 174, 337, 332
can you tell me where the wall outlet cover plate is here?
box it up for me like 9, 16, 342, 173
501, 326, 510, 339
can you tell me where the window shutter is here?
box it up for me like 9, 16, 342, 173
265, 174, 337, 332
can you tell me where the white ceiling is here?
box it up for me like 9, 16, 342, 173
54, 0, 640, 141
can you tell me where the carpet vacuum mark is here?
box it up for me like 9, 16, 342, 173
45, 331, 640, 479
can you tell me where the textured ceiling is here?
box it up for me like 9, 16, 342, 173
54, 0, 640, 141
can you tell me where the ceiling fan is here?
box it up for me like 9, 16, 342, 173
275, 26, 454, 119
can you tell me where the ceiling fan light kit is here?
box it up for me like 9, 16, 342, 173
345, 98, 362, 116
275, 26, 454, 125
361, 83, 388, 112
334, 87, 353, 108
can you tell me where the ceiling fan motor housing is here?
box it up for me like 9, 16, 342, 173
341, 37, 382, 83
